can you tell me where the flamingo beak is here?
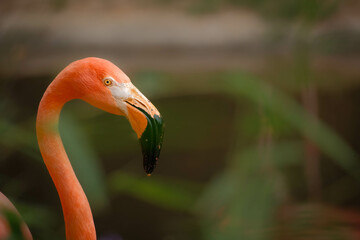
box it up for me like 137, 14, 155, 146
125, 89, 164, 175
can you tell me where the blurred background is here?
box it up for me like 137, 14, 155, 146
1, 0, 360, 239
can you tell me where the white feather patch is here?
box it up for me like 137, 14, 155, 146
107, 79, 134, 115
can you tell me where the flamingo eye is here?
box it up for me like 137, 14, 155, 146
103, 78, 113, 86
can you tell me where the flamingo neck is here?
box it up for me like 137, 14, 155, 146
36, 85, 96, 240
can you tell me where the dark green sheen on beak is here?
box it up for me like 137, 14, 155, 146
132, 105, 165, 174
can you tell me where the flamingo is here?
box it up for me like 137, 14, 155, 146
0, 57, 165, 240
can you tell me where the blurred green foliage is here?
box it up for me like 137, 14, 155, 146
60, 113, 108, 211
189, 0, 338, 22
109, 171, 199, 212
1, 209, 24, 240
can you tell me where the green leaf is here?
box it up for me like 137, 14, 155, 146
197, 147, 282, 240
109, 171, 200, 212
0, 119, 40, 161
1, 209, 24, 240
220, 72, 360, 182
60, 113, 108, 211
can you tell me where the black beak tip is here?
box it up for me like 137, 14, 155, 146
144, 161, 156, 175
126, 101, 164, 175
139, 114, 164, 175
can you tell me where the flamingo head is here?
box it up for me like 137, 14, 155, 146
60, 57, 164, 174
